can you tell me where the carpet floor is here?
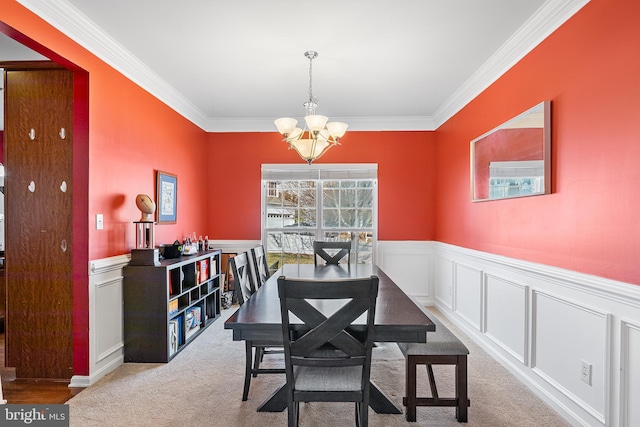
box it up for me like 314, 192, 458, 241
67, 306, 570, 426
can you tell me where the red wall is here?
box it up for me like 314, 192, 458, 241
1, 0, 210, 376
207, 131, 437, 241
435, 0, 640, 285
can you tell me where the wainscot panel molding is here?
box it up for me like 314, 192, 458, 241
454, 263, 483, 331
620, 320, 640, 427
376, 241, 432, 305
532, 290, 610, 423
70, 254, 130, 387
432, 242, 640, 427
484, 274, 529, 365
208, 240, 261, 254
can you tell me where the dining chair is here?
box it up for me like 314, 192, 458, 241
250, 245, 270, 288
277, 275, 379, 427
229, 252, 284, 401
312, 240, 351, 265
230, 252, 256, 305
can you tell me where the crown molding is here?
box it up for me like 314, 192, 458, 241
16, 0, 209, 129
204, 115, 437, 133
432, 0, 590, 128
17, 0, 589, 133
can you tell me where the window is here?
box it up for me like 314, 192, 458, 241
266, 181, 279, 197
262, 164, 377, 270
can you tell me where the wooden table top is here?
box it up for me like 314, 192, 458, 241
224, 263, 435, 343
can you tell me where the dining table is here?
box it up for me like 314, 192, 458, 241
224, 263, 436, 414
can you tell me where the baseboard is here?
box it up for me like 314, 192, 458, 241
69, 353, 123, 388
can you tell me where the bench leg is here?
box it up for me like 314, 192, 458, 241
426, 364, 439, 402
456, 355, 468, 422
405, 356, 417, 422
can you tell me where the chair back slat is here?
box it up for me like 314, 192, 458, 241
250, 245, 270, 288
277, 275, 379, 384
229, 252, 257, 305
313, 241, 351, 265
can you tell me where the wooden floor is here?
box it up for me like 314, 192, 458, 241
0, 332, 84, 404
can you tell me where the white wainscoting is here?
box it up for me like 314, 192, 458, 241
432, 242, 640, 427
484, 274, 529, 365
70, 254, 130, 388
620, 320, 640, 427
376, 241, 432, 305
74, 240, 640, 427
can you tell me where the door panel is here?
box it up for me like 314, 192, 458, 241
4, 67, 74, 379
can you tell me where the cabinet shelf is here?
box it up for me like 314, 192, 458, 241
124, 249, 222, 362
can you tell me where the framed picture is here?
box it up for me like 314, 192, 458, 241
156, 170, 177, 224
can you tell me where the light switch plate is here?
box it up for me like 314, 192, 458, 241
96, 214, 104, 230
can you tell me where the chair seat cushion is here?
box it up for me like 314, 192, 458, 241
294, 365, 362, 391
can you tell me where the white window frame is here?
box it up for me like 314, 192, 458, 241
261, 163, 378, 264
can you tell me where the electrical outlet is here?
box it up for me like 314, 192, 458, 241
581, 360, 592, 385
96, 214, 104, 230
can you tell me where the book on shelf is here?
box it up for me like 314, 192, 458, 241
169, 299, 178, 316
185, 324, 200, 340
169, 319, 179, 356
199, 260, 208, 283
175, 315, 184, 346
184, 306, 202, 340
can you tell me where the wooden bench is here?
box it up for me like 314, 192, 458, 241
397, 306, 470, 422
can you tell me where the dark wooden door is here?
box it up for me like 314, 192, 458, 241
4, 66, 74, 379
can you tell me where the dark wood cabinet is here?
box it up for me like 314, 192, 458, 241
123, 250, 222, 362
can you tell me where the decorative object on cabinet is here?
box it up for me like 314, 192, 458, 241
124, 249, 222, 362
471, 101, 551, 202
156, 170, 177, 223
135, 193, 156, 222
157, 240, 184, 259
134, 193, 156, 250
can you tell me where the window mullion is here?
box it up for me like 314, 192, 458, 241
317, 180, 323, 241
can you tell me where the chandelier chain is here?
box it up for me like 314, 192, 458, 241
305, 51, 318, 114
308, 53, 313, 104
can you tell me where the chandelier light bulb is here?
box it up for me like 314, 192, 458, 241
274, 117, 297, 136
304, 115, 328, 133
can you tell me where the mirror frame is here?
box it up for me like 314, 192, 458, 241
470, 100, 551, 202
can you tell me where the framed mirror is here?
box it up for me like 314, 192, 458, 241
471, 101, 551, 202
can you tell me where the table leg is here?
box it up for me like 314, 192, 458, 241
256, 381, 402, 414
369, 381, 402, 414
256, 383, 287, 412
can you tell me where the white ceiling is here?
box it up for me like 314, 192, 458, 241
5, 0, 589, 132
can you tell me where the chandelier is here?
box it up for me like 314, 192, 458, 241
274, 51, 348, 164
